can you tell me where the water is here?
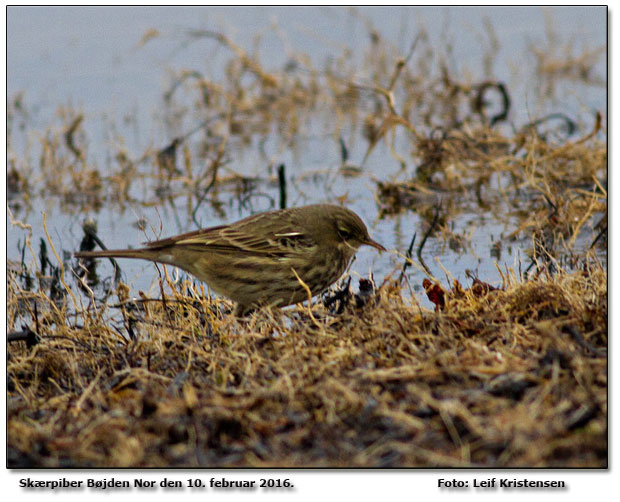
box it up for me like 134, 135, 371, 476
6, 6, 607, 305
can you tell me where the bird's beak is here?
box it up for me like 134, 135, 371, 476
365, 238, 386, 252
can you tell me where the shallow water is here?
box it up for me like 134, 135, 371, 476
6, 6, 607, 305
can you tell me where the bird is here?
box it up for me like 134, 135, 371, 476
74, 204, 385, 315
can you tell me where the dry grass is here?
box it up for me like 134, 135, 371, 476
7, 257, 606, 467
7, 14, 607, 468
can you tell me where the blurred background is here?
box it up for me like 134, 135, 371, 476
6, 6, 607, 302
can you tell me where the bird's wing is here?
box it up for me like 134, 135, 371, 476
144, 211, 315, 256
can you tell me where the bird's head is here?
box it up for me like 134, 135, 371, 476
326, 206, 386, 256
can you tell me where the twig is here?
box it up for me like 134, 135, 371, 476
339, 136, 349, 164
563, 325, 606, 358
291, 267, 320, 328
7, 329, 39, 348
80, 221, 122, 284
387, 34, 420, 92
590, 222, 607, 249
191, 106, 232, 227
278, 163, 287, 209
417, 204, 442, 275
399, 232, 417, 283
43, 212, 79, 311
473, 81, 511, 126
64, 114, 84, 160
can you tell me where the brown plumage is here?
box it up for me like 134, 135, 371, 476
74, 204, 385, 315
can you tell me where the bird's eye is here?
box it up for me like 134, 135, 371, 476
337, 228, 352, 240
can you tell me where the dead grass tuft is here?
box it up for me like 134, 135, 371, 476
8, 258, 606, 467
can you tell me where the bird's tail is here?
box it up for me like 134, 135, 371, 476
74, 248, 156, 261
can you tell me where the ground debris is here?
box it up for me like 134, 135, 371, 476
7, 260, 606, 467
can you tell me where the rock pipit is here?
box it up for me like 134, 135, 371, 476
75, 204, 385, 315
